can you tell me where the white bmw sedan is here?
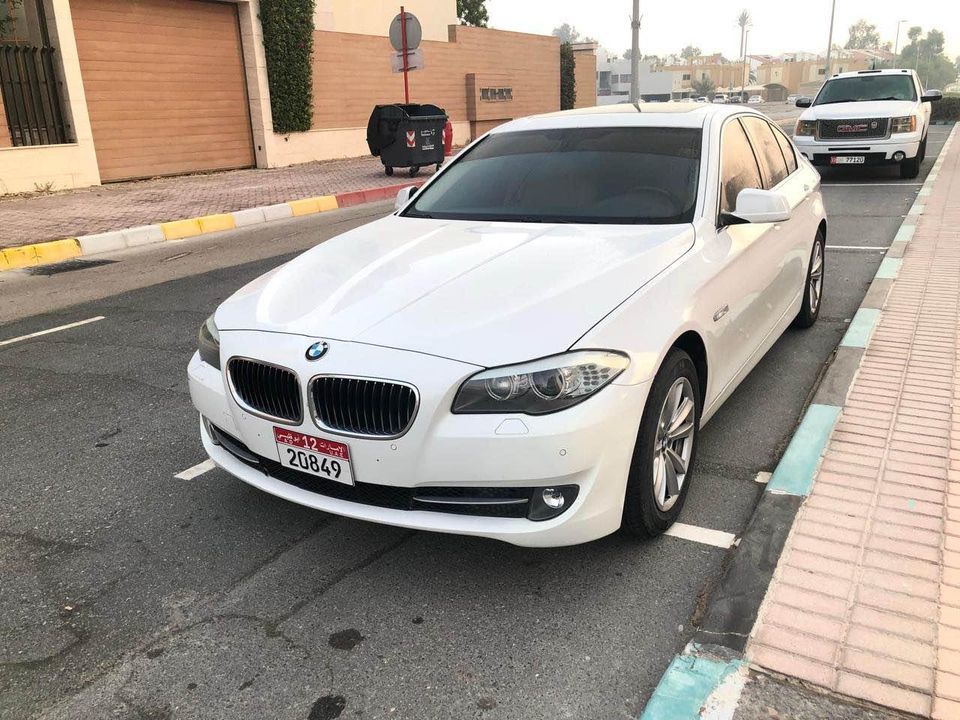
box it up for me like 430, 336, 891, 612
188, 104, 826, 547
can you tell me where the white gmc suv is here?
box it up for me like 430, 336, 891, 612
792, 68, 942, 179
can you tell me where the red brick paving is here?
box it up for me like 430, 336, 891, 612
0, 155, 438, 248
746, 124, 960, 719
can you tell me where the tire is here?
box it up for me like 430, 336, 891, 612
409, 165, 420, 178
436, 162, 443, 172
793, 230, 825, 329
900, 149, 921, 179
385, 166, 394, 177
621, 348, 701, 539
919, 135, 927, 163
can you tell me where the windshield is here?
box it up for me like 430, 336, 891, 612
814, 74, 916, 105
403, 126, 702, 225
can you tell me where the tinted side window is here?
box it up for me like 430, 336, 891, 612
720, 120, 763, 214
771, 124, 798, 174
741, 116, 789, 188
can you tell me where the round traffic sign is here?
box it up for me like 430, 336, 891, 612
389, 11, 422, 52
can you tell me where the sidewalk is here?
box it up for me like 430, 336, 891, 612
0, 155, 437, 248
745, 124, 960, 717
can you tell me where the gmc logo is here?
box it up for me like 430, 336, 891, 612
837, 123, 869, 133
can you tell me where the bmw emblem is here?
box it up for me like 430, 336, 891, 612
306, 340, 329, 360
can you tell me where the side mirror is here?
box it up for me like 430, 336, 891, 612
795, 97, 812, 108
922, 89, 943, 103
395, 185, 418, 211
721, 188, 792, 226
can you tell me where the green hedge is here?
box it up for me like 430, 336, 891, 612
560, 42, 576, 111
931, 96, 960, 123
260, 0, 315, 134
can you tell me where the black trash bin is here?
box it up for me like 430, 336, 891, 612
366, 103, 448, 177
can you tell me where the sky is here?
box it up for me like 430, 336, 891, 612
485, 0, 960, 60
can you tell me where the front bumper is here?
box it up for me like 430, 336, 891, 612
187, 333, 650, 547
793, 133, 922, 165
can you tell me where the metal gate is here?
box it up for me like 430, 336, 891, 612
0, 0, 69, 146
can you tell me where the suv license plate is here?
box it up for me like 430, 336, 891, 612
831, 156, 865, 165
274, 427, 354, 485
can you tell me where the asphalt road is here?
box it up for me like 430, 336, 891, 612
0, 125, 951, 720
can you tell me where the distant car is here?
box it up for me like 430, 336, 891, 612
712, 95, 727, 104
748, 95, 764, 105
787, 95, 799, 104
695, 96, 708, 103
793, 68, 941, 179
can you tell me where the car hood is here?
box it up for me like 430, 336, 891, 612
801, 100, 917, 120
215, 215, 694, 367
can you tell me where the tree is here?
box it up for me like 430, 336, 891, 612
737, 10, 751, 59
552, 23, 580, 44
560, 42, 577, 110
457, 0, 488, 28
691, 76, 716, 97
955, 55, 960, 75
680, 45, 701, 64
845, 20, 880, 49
897, 27, 956, 91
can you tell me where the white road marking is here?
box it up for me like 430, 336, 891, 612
755, 471, 772, 484
175, 459, 216, 480
826, 245, 888, 251
664, 522, 737, 549
820, 182, 922, 187
0, 316, 105, 347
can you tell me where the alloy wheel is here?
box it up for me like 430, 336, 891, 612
809, 241, 824, 315
652, 377, 696, 511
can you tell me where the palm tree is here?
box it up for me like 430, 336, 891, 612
738, 10, 751, 60
738, 10, 752, 99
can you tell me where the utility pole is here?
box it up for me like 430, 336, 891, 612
741, 29, 750, 101
630, 0, 640, 103
893, 19, 907, 57
824, 0, 837, 80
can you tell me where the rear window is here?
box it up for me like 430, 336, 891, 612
404, 126, 703, 225
814, 74, 917, 105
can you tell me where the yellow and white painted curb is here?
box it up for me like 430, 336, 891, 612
0, 183, 419, 273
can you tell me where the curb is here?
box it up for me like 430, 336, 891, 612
640, 121, 958, 718
0, 181, 424, 272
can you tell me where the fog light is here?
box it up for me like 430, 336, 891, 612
893, 151, 906, 162
527, 485, 579, 521
542, 488, 565, 509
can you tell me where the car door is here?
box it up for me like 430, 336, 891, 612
740, 115, 810, 327
705, 116, 785, 397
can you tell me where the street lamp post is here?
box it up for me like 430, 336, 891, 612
893, 19, 907, 57
824, 0, 837, 80
630, 0, 640, 104
741, 29, 750, 101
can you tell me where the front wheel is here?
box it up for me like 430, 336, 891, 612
900, 148, 921, 179
385, 166, 394, 177
621, 348, 701, 539
409, 165, 420, 178
793, 230, 825, 329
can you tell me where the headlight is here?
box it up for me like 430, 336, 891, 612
452, 351, 630, 415
197, 314, 221, 369
891, 115, 917, 134
795, 120, 817, 137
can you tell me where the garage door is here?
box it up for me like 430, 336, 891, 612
72, 0, 254, 182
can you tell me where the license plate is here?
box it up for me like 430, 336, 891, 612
274, 427, 354, 486
831, 156, 865, 165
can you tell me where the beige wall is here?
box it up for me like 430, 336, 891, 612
314, 0, 457, 43
0, 0, 100, 195
0, 92, 11, 147
573, 50, 597, 108
260, 24, 559, 167
758, 58, 873, 94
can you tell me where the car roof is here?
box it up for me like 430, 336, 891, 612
829, 68, 914, 80
492, 103, 755, 133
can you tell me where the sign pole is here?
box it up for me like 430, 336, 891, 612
400, 6, 410, 104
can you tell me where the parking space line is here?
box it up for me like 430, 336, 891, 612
664, 522, 736, 549
825, 245, 887, 251
175, 459, 216, 480
0, 316, 105, 347
820, 182, 921, 187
